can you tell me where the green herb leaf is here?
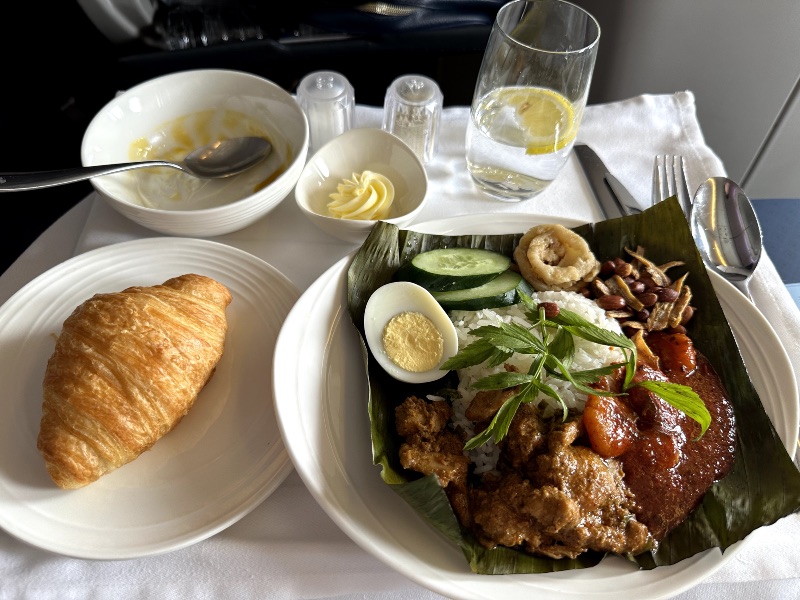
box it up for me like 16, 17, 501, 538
464, 384, 535, 450
472, 371, 533, 390
518, 288, 537, 312
543, 308, 640, 389
547, 354, 618, 398
444, 281, 709, 451
441, 338, 512, 370
537, 379, 569, 420
527, 352, 547, 379
547, 363, 625, 385
547, 327, 575, 364
463, 425, 495, 451
636, 380, 711, 438
446, 304, 639, 449
547, 308, 635, 351
473, 322, 548, 353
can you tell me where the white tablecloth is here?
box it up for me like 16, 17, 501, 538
1, 92, 798, 600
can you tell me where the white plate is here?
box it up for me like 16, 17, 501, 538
0, 238, 299, 559
273, 214, 799, 600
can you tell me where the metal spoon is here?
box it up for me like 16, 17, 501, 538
0, 136, 273, 192
690, 176, 763, 300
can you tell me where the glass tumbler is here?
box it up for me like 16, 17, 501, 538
466, 0, 600, 201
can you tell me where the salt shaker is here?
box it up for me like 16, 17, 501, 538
297, 71, 355, 154
382, 75, 443, 163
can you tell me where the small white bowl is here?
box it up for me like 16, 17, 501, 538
81, 69, 309, 237
294, 128, 428, 244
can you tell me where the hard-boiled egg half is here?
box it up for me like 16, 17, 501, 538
363, 281, 459, 384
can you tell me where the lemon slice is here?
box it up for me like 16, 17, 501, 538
498, 87, 577, 155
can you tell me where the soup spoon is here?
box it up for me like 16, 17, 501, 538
0, 136, 273, 192
690, 176, 762, 300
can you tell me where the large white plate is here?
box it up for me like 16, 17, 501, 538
0, 238, 299, 559
273, 214, 799, 600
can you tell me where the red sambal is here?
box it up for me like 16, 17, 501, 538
583, 331, 737, 541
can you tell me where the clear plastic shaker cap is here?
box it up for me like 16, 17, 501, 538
388, 75, 443, 105
298, 71, 354, 104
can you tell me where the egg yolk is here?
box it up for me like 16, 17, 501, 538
382, 311, 443, 372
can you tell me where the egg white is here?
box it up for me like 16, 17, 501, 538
363, 281, 458, 384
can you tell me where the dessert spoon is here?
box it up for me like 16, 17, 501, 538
690, 176, 762, 300
0, 136, 273, 192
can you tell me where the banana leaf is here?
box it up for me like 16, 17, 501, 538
345, 197, 800, 574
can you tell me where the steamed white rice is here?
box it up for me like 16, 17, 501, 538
439, 290, 624, 474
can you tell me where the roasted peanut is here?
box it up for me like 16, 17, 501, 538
538, 302, 560, 318
628, 280, 646, 295
654, 287, 680, 302
596, 295, 626, 311
600, 260, 616, 277
639, 275, 657, 289
615, 262, 633, 277
636, 292, 659, 307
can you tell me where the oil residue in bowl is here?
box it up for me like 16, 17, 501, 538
129, 108, 291, 210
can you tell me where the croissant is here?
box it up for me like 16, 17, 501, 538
37, 273, 232, 489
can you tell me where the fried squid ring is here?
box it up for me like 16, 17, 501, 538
514, 224, 600, 292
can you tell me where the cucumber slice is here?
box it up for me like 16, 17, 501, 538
432, 270, 531, 311
398, 248, 511, 292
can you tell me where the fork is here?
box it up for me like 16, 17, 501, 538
651, 155, 692, 219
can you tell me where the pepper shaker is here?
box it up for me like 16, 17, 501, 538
382, 75, 443, 163
297, 71, 355, 154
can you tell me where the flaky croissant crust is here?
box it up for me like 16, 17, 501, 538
37, 273, 232, 489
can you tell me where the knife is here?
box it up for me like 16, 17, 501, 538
605, 173, 643, 215
573, 145, 642, 218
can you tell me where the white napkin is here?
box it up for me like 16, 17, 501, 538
6, 91, 798, 600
